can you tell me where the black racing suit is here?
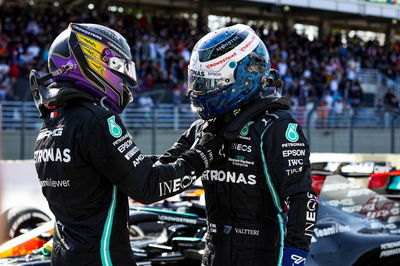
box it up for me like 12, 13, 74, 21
34, 99, 203, 266
158, 101, 318, 266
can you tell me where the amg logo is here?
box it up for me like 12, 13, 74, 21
37, 128, 63, 140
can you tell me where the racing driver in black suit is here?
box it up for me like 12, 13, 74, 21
30, 23, 225, 266
157, 24, 318, 266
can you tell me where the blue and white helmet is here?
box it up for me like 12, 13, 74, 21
188, 24, 271, 120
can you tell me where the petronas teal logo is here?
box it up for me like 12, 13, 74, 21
107, 116, 122, 138
285, 123, 299, 142
240, 121, 254, 136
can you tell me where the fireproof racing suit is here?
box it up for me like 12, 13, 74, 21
158, 100, 318, 266
34, 99, 209, 266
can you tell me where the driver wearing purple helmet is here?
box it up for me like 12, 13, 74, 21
30, 23, 225, 266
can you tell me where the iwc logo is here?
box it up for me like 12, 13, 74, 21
107, 116, 122, 138
285, 123, 299, 142
240, 121, 254, 136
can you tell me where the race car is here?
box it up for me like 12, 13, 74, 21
311, 161, 400, 199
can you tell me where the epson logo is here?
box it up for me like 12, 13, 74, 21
189, 69, 205, 77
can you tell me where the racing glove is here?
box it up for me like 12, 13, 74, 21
181, 130, 225, 176
283, 247, 308, 266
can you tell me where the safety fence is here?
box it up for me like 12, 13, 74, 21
0, 102, 399, 158
1, 102, 398, 130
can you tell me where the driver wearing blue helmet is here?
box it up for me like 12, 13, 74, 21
157, 24, 318, 266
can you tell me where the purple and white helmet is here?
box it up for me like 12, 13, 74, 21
48, 23, 137, 113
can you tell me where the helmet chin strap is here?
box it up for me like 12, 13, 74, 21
30, 62, 76, 118
33, 62, 75, 86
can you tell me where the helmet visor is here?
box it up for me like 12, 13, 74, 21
108, 57, 137, 86
188, 68, 235, 96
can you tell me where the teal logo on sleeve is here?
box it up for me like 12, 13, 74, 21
285, 123, 299, 142
107, 116, 122, 138
240, 121, 254, 136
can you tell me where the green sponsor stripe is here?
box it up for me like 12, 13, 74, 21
260, 125, 284, 266
101, 185, 117, 266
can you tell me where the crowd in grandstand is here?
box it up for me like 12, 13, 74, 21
0, 3, 399, 114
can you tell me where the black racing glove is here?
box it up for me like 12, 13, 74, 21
182, 126, 226, 176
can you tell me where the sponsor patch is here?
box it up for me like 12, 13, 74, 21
216, 35, 240, 52
118, 139, 133, 153
107, 116, 122, 138
285, 123, 299, 142
37, 127, 64, 140
124, 146, 140, 160
206, 52, 237, 69
380, 240, 400, 258
159, 173, 196, 196
201, 170, 256, 185
228, 157, 255, 168
112, 133, 130, 146
34, 148, 71, 163
282, 149, 305, 157
133, 154, 145, 167
314, 225, 350, 238
231, 143, 252, 153
40, 178, 71, 188
240, 121, 254, 137
305, 192, 317, 236
288, 159, 303, 167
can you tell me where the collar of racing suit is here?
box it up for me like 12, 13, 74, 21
37, 82, 98, 119
223, 96, 291, 141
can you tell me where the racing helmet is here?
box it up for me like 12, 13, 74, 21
188, 24, 271, 120
46, 23, 137, 113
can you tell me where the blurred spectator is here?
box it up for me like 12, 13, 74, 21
317, 100, 329, 128
332, 97, 347, 127
322, 90, 334, 108
138, 94, 154, 120
348, 82, 363, 107
172, 83, 184, 106
0, 2, 399, 109
383, 88, 399, 109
